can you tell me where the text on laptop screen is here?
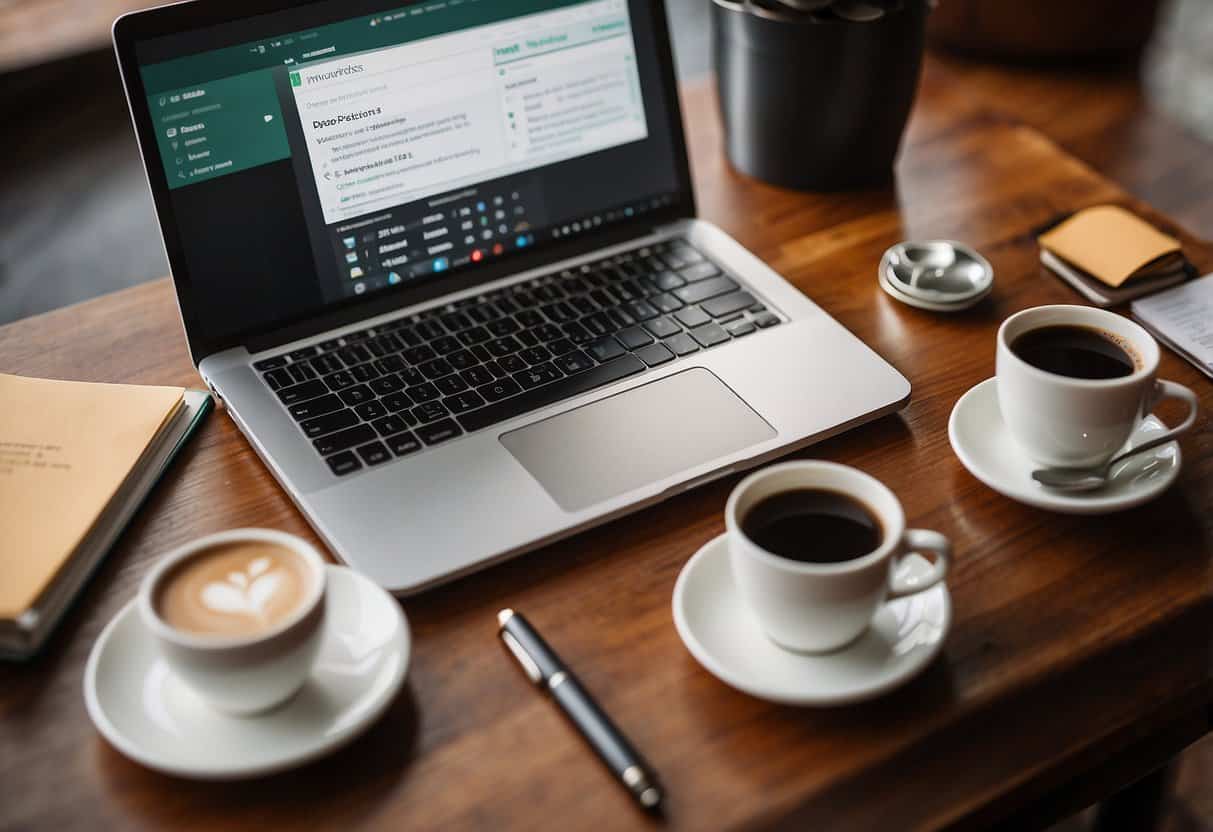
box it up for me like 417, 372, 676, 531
135, 0, 683, 345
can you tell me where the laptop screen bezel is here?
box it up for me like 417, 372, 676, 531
113, 0, 696, 363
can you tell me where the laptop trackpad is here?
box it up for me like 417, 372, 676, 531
500, 368, 775, 512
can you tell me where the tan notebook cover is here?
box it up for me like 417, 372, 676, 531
1039, 205, 1182, 288
0, 374, 183, 619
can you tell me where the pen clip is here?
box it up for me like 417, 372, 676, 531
501, 630, 544, 685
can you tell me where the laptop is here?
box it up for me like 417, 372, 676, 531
113, 0, 910, 594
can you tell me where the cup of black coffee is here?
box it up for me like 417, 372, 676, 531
996, 305, 1198, 469
726, 461, 950, 653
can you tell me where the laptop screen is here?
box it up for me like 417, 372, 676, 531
132, 0, 686, 349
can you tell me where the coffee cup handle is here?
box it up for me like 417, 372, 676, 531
888, 529, 951, 600
1139, 380, 1200, 455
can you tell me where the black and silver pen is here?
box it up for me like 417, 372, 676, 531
497, 608, 663, 812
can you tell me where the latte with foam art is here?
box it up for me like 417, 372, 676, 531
155, 541, 312, 637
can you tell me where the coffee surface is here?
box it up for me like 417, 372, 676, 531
1010, 324, 1137, 380
156, 542, 311, 637
742, 488, 883, 563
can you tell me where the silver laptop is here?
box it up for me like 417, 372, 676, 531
114, 0, 910, 594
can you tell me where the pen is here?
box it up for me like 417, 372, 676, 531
496, 608, 664, 812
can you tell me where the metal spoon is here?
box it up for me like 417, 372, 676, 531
1031, 432, 1177, 492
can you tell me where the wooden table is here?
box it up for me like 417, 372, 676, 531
2, 65, 1212, 831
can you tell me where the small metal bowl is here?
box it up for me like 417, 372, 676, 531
879, 240, 993, 311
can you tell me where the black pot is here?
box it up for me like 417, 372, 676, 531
712, 0, 929, 191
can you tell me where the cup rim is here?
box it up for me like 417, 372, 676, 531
724, 460, 905, 574
996, 304, 1159, 389
138, 528, 328, 651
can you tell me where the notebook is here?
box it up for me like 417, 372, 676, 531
1038, 205, 1192, 306
0, 374, 212, 659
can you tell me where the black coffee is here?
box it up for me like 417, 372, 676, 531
742, 489, 883, 564
1010, 324, 1136, 380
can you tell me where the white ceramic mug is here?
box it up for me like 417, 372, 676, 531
726, 461, 950, 653
996, 305, 1198, 469
138, 529, 328, 716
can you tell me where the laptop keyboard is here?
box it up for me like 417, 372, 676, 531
252, 239, 782, 477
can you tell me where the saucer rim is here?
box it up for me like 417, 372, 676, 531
879, 270, 991, 312
672, 533, 951, 707
83, 564, 410, 780
948, 377, 1182, 514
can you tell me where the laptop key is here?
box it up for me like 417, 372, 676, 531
674, 306, 711, 328
326, 451, 362, 477
703, 291, 756, 319
289, 394, 344, 421
278, 379, 327, 405
264, 368, 291, 390
498, 354, 528, 374
587, 336, 626, 363
435, 374, 469, 396
403, 345, 437, 365
432, 336, 463, 356
350, 363, 380, 382
301, 409, 358, 438
356, 442, 392, 467
369, 375, 404, 395
253, 356, 287, 371
554, 350, 595, 375
675, 276, 737, 304
413, 401, 450, 424
726, 320, 756, 337
371, 414, 409, 437
515, 362, 564, 390
650, 293, 683, 314
387, 432, 423, 457
644, 317, 681, 339
680, 262, 720, 283
417, 419, 463, 446
754, 312, 780, 328
355, 401, 387, 421
664, 332, 700, 356
407, 382, 441, 403
381, 392, 413, 413
314, 424, 376, 456
458, 355, 646, 433
445, 390, 487, 414
337, 384, 374, 406
462, 366, 495, 387
398, 368, 425, 387
653, 271, 685, 291
635, 343, 675, 367
617, 326, 654, 350
420, 357, 453, 379
324, 371, 356, 391
623, 300, 659, 322
479, 377, 522, 402
447, 349, 477, 371
691, 322, 730, 348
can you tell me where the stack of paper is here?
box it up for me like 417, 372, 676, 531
1132, 274, 1213, 380
0, 374, 211, 659
1039, 205, 1191, 306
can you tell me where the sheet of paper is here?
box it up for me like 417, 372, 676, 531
1131, 274, 1213, 373
1039, 205, 1182, 288
0, 374, 183, 619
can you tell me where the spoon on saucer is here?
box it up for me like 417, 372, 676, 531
1031, 433, 1179, 492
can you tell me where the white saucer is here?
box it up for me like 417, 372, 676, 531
948, 378, 1181, 515
672, 534, 950, 707
84, 565, 410, 780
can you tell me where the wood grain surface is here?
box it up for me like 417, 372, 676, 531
1, 67, 1212, 831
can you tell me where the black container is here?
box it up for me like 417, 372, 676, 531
713, 0, 929, 191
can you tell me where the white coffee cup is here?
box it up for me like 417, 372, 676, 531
726, 461, 951, 653
138, 529, 328, 716
996, 305, 1198, 469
